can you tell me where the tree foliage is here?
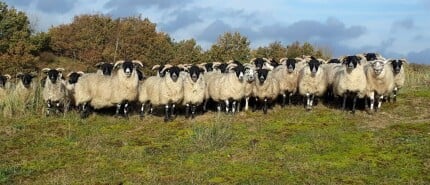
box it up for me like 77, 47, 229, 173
207, 32, 251, 62
0, 1, 37, 72
252, 41, 287, 61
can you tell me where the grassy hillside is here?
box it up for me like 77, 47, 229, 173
1, 64, 429, 184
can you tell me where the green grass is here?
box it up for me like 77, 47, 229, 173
1, 64, 430, 184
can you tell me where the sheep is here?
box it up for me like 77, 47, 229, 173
332, 55, 367, 113
364, 52, 385, 62
65, 71, 84, 110
253, 67, 280, 114
242, 63, 257, 111
41, 68, 68, 115
0, 74, 12, 100
207, 63, 246, 114
250, 57, 271, 69
272, 58, 301, 106
182, 65, 206, 119
202, 62, 224, 112
152, 64, 166, 77
387, 59, 408, 102
297, 57, 328, 110
14, 72, 38, 106
138, 64, 184, 121
74, 60, 143, 118
323, 61, 343, 100
364, 59, 395, 112
95, 62, 114, 76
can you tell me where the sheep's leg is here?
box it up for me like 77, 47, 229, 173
352, 93, 357, 114
236, 100, 241, 112
203, 99, 208, 112
164, 104, 169, 122
393, 87, 398, 103
309, 94, 315, 110
171, 104, 176, 118
140, 103, 145, 118
216, 102, 222, 113
244, 97, 249, 111
342, 93, 347, 111
281, 93, 286, 107
377, 95, 383, 111
253, 97, 258, 112
80, 102, 89, 118
225, 99, 230, 113
305, 93, 311, 110
55, 102, 61, 114
191, 104, 197, 119
115, 103, 122, 117
149, 104, 153, 115
263, 98, 268, 114
232, 101, 237, 114
185, 103, 190, 119
123, 100, 129, 118
46, 100, 52, 116
288, 92, 293, 105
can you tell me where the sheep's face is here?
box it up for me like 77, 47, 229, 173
233, 65, 245, 81
101, 63, 113, 76
68, 72, 82, 84
365, 53, 378, 61
270, 59, 279, 68
168, 66, 181, 82
328, 59, 341, 64
157, 64, 166, 77
18, 73, 35, 88
121, 60, 134, 77
244, 67, 256, 83
0, 75, 10, 88
308, 58, 321, 75
253, 58, 265, 69
390, 59, 404, 74
188, 65, 203, 82
47, 70, 61, 84
204, 63, 214, 72
286, 59, 297, 73
218, 63, 228, 73
257, 68, 269, 84
371, 60, 385, 75
343, 56, 361, 70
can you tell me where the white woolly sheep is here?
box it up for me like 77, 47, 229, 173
387, 59, 407, 102
95, 62, 114, 76
332, 55, 367, 113
65, 71, 84, 110
74, 60, 143, 118
207, 63, 246, 114
272, 58, 301, 106
42, 68, 68, 115
14, 72, 38, 105
182, 65, 206, 119
253, 67, 280, 114
242, 63, 256, 111
0, 74, 12, 100
298, 57, 328, 110
364, 59, 395, 112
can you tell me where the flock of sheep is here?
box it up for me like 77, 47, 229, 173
0, 53, 407, 121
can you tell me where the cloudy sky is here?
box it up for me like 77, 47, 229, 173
5, 0, 430, 64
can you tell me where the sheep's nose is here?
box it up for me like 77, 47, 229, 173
311, 66, 317, 73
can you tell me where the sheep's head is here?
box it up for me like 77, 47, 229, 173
152, 64, 166, 77
67, 71, 84, 84
187, 65, 204, 82
114, 60, 143, 77
328, 59, 341, 64
364, 52, 383, 61
370, 60, 386, 75
286, 58, 297, 73
257, 68, 270, 84
203, 63, 214, 72
308, 57, 322, 75
342, 55, 362, 70
251, 58, 266, 69
269, 58, 280, 68
217, 63, 228, 73
227, 63, 245, 81
95, 62, 114, 76
164, 65, 181, 82
0, 74, 11, 88
42, 68, 64, 84
389, 59, 408, 74
17, 72, 37, 88
243, 63, 256, 83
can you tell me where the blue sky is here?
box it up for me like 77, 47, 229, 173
4, 0, 430, 64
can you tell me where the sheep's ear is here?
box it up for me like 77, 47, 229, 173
56, 68, 65, 73
95, 62, 104, 68
4, 74, 11, 80
77, 71, 85, 76
42, 68, 51, 74
132, 60, 143, 68
250, 58, 257, 63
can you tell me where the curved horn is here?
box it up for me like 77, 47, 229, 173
243, 63, 255, 69
132, 60, 143, 68
56, 68, 65, 72
16, 72, 24, 78
226, 63, 238, 70
152, 64, 161, 70
400, 59, 409, 64
95, 62, 104, 68
279, 58, 288, 64
42, 68, 51, 74
113, 60, 125, 69
4, 74, 11, 80
212, 62, 222, 68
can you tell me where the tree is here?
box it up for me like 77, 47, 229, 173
252, 41, 287, 60
0, 1, 37, 72
207, 32, 251, 62
171, 39, 203, 65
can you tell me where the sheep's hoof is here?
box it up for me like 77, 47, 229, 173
306, 107, 312, 111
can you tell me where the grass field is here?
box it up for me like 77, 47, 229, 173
1, 64, 429, 184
